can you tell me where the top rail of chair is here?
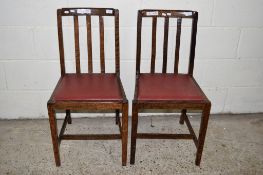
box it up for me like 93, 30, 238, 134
58, 8, 118, 16
139, 9, 197, 18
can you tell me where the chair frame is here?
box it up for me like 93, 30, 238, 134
47, 8, 128, 166
130, 9, 211, 166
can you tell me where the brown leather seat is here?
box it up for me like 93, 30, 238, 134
138, 74, 205, 101
52, 74, 123, 101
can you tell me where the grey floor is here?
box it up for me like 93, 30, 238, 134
0, 114, 263, 175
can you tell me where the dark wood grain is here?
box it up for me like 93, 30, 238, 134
61, 8, 116, 16
57, 10, 65, 75
162, 17, 169, 73
60, 134, 121, 140
184, 113, 198, 147
115, 10, 120, 74
99, 16, 105, 73
130, 102, 138, 165
135, 12, 142, 74
150, 17, 157, 73
136, 133, 194, 139
48, 107, 60, 166
140, 9, 194, 18
74, 16, 81, 73
188, 12, 198, 75
86, 15, 93, 73
174, 17, 182, 74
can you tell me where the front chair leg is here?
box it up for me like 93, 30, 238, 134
195, 103, 211, 166
121, 103, 128, 166
66, 109, 72, 124
48, 107, 61, 166
130, 102, 138, 164
179, 109, 186, 124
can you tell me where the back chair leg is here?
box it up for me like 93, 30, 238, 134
130, 102, 139, 164
121, 103, 128, 166
48, 107, 61, 167
195, 103, 211, 166
116, 109, 120, 125
179, 109, 186, 124
66, 109, 72, 124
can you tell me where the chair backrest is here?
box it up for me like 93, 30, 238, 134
135, 9, 198, 75
57, 8, 120, 75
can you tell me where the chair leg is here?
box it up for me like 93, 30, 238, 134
66, 109, 72, 124
48, 107, 61, 166
195, 103, 211, 166
130, 102, 138, 164
179, 109, 186, 125
116, 109, 120, 125
121, 103, 128, 166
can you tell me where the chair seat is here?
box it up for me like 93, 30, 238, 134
52, 74, 123, 101
137, 73, 206, 101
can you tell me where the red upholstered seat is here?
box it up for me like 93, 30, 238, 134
52, 74, 123, 101
137, 74, 206, 101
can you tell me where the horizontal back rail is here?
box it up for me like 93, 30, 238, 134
140, 9, 195, 18
61, 8, 116, 16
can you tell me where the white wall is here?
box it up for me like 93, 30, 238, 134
0, 0, 263, 119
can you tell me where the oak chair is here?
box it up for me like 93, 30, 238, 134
130, 9, 211, 166
47, 8, 128, 166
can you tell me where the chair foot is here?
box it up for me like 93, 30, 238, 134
66, 110, 72, 124
195, 155, 201, 166
48, 107, 61, 167
179, 109, 186, 125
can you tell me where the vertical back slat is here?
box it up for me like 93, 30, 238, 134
150, 17, 157, 73
86, 16, 93, 73
162, 17, 169, 73
174, 17, 182, 74
136, 12, 142, 74
188, 13, 198, 75
99, 16, 105, 73
74, 16, 81, 73
57, 10, 65, 75
115, 10, 120, 74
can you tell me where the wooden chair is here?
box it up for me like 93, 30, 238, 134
47, 8, 128, 166
130, 9, 211, 166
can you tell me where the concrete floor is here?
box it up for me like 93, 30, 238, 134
0, 114, 262, 175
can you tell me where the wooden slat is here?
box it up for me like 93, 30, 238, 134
60, 134, 121, 140
174, 17, 182, 74
114, 10, 120, 74
57, 10, 65, 75
99, 16, 105, 73
136, 12, 142, 74
162, 17, 169, 73
74, 16, 81, 73
188, 12, 198, 75
86, 16, 93, 73
136, 133, 194, 139
184, 114, 198, 147
150, 17, 157, 73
